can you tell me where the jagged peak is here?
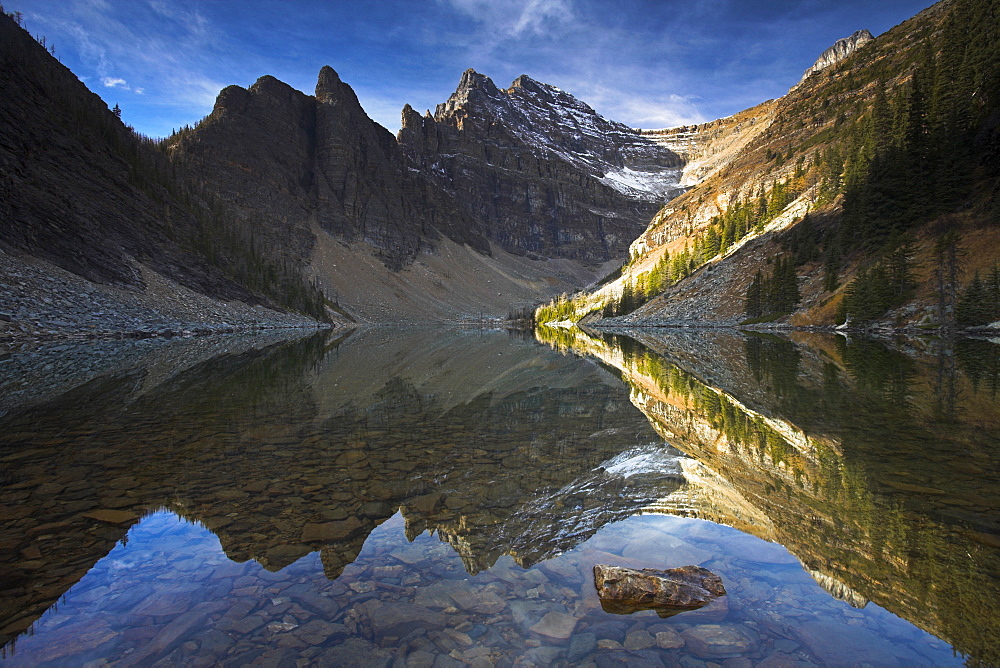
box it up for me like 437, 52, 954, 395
314, 64, 366, 113
435, 68, 506, 119
253, 74, 283, 87
510, 74, 540, 89
315, 65, 343, 97
213, 84, 250, 115
400, 102, 422, 129
507, 74, 597, 117
455, 68, 500, 96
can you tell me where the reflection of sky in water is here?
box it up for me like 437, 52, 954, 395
5, 510, 964, 666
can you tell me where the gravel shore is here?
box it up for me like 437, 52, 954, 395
0, 247, 328, 341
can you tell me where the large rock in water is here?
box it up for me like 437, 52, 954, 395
593, 564, 726, 616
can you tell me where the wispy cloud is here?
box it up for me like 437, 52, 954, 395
444, 0, 573, 37
585, 89, 706, 130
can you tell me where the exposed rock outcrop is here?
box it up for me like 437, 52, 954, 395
639, 100, 779, 188
799, 29, 874, 83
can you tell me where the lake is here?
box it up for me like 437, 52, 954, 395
1, 326, 997, 666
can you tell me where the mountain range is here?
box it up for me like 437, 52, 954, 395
0, 0, 997, 335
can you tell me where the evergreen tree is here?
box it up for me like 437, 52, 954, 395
957, 265, 1000, 327
957, 271, 989, 326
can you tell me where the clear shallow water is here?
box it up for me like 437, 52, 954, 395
1, 327, 997, 666
2, 510, 964, 667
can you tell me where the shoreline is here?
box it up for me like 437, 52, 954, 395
581, 320, 1000, 338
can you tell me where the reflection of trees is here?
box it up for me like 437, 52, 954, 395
744, 333, 801, 411
932, 338, 961, 423
837, 336, 915, 410
956, 339, 1000, 397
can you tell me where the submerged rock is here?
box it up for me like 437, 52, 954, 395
593, 564, 726, 616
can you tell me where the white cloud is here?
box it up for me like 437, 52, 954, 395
511, 0, 574, 35
99, 75, 146, 96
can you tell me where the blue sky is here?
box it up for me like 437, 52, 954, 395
12, 0, 936, 138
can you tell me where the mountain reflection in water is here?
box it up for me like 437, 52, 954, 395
538, 325, 1000, 665
0, 327, 996, 665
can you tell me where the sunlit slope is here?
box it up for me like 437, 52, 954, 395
538, 0, 1000, 330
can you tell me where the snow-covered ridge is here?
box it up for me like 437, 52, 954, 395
438, 69, 686, 203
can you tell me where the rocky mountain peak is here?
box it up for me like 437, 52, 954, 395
457, 68, 494, 91
315, 64, 358, 106
509, 74, 546, 94
400, 102, 420, 127
800, 29, 874, 82
507, 74, 594, 116
248, 75, 306, 108
436, 69, 505, 118
213, 84, 252, 116
212, 76, 307, 120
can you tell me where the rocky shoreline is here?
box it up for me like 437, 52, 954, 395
589, 316, 1000, 338
0, 248, 332, 342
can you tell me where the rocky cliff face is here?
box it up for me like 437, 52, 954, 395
799, 29, 874, 83
398, 69, 684, 263
639, 100, 779, 188
168, 66, 487, 272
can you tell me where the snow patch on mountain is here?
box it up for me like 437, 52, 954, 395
599, 165, 686, 201
600, 444, 684, 477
